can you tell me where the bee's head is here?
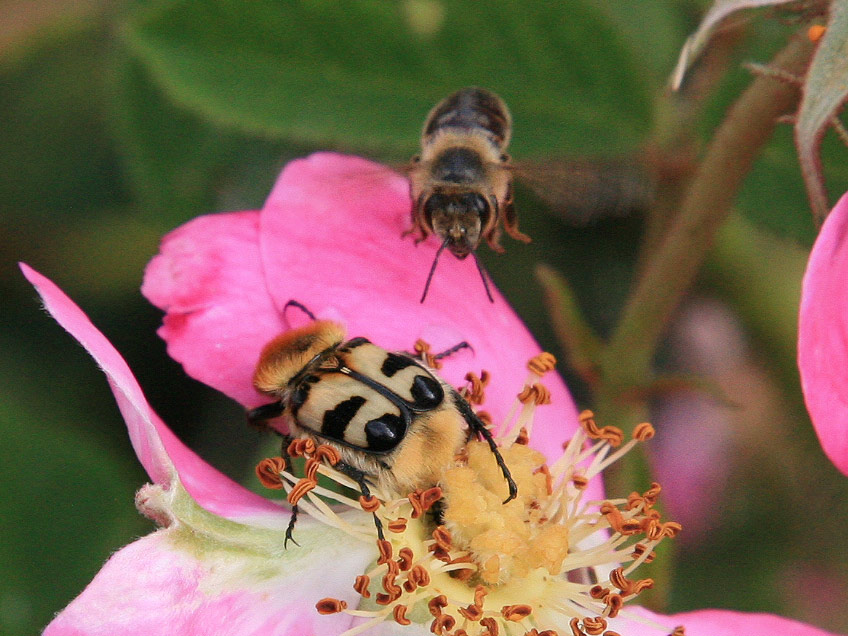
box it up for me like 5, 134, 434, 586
423, 191, 491, 258
253, 321, 346, 395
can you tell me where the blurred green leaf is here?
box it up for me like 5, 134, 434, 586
592, 1, 690, 84
107, 51, 236, 224
736, 123, 848, 245
0, 29, 126, 218
796, 1, 848, 220
122, 0, 652, 156
0, 387, 147, 636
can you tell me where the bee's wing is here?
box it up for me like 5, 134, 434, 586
510, 157, 654, 225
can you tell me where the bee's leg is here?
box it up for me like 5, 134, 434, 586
454, 394, 518, 503
403, 195, 430, 244
247, 401, 285, 429
334, 462, 385, 542
502, 193, 531, 244
483, 225, 506, 254
433, 341, 474, 361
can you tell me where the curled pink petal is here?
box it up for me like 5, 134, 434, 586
143, 211, 284, 408
799, 190, 848, 475
43, 529, 373, 636
21, 263, 285, 523
144, 152, 579, 465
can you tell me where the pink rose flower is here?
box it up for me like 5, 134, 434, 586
799, 191, 848, 477
29, 154, 840, 635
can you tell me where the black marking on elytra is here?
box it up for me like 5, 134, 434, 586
365, 413, 407, 452
381, 353, 417, 378
321, 395, 366, 440
410, 374, 444, 409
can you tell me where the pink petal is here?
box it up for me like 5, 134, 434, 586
144, 153, 578, 464
620, 606, 841, 636
43, 529, 373, 636
142, 211, 284, 408
799, 191, 848, 475
21, 263, 285, 523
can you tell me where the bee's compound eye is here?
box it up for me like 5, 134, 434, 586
410, 374, 444, 409
365, 414, 406, 452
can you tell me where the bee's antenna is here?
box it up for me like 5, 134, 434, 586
283, 300, 317, 325
420, 238, 450, 303
472, 252, 495, 303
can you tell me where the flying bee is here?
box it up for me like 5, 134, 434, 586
248, 305, 516, 546
402, 87, 654, 303
407, 87, 530, 303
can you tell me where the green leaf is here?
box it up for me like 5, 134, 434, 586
122, 0, 652, 157
107, 51, 236, 224
796, 1, 848, 220
671, 0, 799, 89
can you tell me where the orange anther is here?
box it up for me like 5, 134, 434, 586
353, 575, 370, 598
431, 613, 456, 634
518, 383, 551, 405
389, 518, 408, 533
428, 594, 448, 617
527, 352, 557, 375
315, 598, 347, 614
255, 457, 286, 489
359, 495, 380, 512
377, 539, 393, 564
633, 422, 655, 441
501, 604, 532, 621
314, 444, 341, 465
433, 525, 452, 550
480, 617, 500, 636
411, 563, 431, 586
583, 616, 607, 635
287, 477, 316, 505
397, 547, 414, 571
393, 604, 412, 625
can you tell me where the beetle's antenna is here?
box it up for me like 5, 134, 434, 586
472, 252, 495, 303
420, 238, 450, 303
283, 300, 317, 325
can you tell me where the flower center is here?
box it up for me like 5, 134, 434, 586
257, 354, 683, 636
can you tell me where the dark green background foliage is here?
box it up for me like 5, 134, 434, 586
2, 2, 846, 635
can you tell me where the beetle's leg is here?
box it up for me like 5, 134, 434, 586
433, 341, 474, 361
284, 505, 301, 549
283, 299, 317, 322
273, 433, 302, 548
247, 401, 285, 429
335, 462, 385, 542
455, 394, 518, 503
